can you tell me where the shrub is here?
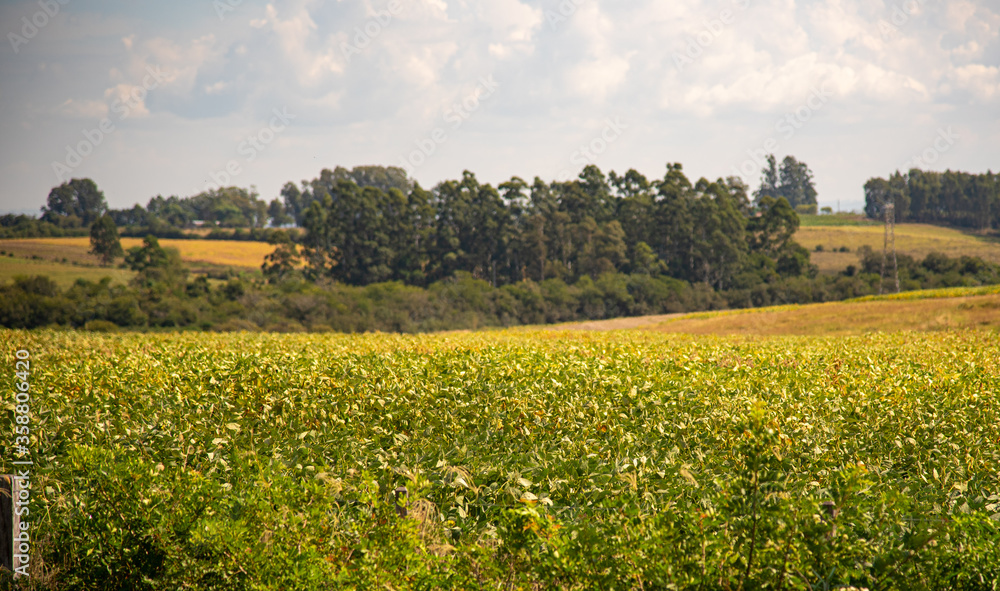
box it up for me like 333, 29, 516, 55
84, 319, 119, 332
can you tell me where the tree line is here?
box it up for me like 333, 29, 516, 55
3, 240, 998, 332
13, 160, 822, 295
865, 169, 1000, 229
275, 162, 813, 293
6, 156, 1000, 331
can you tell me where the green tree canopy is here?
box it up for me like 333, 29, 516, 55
754, 155, 817, 209
89, 214, 124, 265
125, 235, 170, 272
43, 178, 108, 227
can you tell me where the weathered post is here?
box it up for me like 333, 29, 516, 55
1, 474, 13, 573
393, 486, 408, 518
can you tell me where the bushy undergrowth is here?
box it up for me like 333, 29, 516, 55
3, 247, 1000, 333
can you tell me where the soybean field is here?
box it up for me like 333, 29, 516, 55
1, 329, 999, 590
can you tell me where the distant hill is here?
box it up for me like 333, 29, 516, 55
554, 286, 1000, 336
794, 222, 1000, 274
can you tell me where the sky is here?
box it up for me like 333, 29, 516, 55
0, 0, 997, 215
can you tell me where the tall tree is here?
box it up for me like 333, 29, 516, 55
262, 232, 301, 284
754, 155, 780, 204
753, 155, 817, 209
42, 178, 108, 227
777, 156, 818, 208
747, 196, 799, 255
613, 169, 656, 259
267, 199, 292, 227
395, 184, 435, 285
89, 214, 123, 265
301, 195, 338, 280
499, 176, 530, 283
688, 178, 748, 289
281, 182, 309, 226
653, 163, 695, 279
333, 165, 414, 194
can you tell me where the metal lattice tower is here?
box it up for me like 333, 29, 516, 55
879, 201, 899, 295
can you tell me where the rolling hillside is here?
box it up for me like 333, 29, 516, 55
0, 236, 274, 286
0, 237, 272, 268
794, 222, 1000, 273
555, 286, 1000, 336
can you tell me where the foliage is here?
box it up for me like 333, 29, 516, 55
126, 187, 269, 229
124, 235, 171, 272
865, 169, 1000, 230
1, 329, 999, 589
754, 154, 818, 208
3, 247, 1000, 331
0, 215, 89, 239
89, 214, 124, 265
261, 235, 301, 284
41, 178, 109, 228
296, 164, 800, 291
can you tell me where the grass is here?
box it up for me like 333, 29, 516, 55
0, 255, 134, 288
798, 212, 878, 226
0, 237, 274, 270
795, 222, 1000, 273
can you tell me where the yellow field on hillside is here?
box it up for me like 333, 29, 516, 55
0, 255, 135, 287
548, 286, 1000, 336
795, 223, 1000, 273
650, 291, 1000, 337
0, 237, 273, 269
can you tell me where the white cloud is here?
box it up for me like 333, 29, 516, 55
56, 99, 109, 119
103, 83, 151, 118
477, 0, 542, 43
1, 0, 999, 214
952, 64, 1000, 101
567, 55, 631, 102
945, 0, 979, 31
264, 3, 344, 86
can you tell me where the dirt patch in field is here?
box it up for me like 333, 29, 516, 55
549, 314, 684, 331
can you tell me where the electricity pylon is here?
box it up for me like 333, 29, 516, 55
879, 201, 899, 295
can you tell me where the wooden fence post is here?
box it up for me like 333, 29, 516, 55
1, 474, 13, 573
393, 486, 408, 518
